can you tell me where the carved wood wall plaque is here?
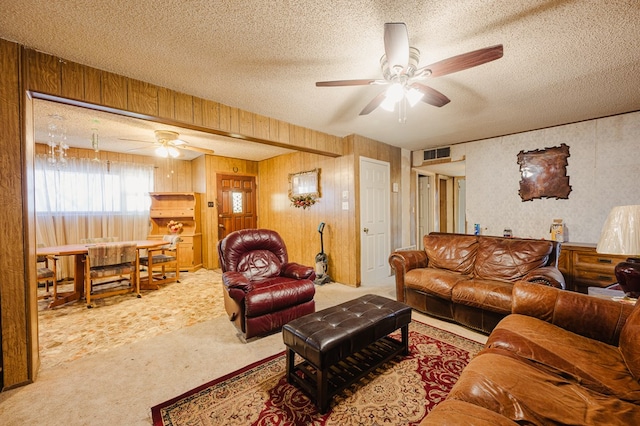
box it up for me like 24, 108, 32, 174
517, 143, 571, 201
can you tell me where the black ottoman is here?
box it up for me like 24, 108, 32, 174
282, 294, 412, 413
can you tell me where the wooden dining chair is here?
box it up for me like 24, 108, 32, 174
36, 245, 58, 300
84, 242, 140, 308
139, 235, 180, 290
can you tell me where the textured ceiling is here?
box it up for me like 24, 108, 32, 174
2, 0, 640, 157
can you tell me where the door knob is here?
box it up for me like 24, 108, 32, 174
363, 228, 369, 233
218, 224, 225, 228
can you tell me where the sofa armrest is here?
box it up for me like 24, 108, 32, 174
511, 281, 634, 345
521, 266, 566, 289
389, 250, 428, 302
281, 262, 315, 280
222, 271, 252, 292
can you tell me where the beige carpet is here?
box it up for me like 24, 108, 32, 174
37, 269, 227, 370
1, 274, 486, 426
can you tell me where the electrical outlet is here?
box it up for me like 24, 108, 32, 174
208, 201, 214, 207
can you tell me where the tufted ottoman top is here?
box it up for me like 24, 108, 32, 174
282, 294, 412, 368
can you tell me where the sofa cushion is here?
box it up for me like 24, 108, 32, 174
486, 314, 640, 403
452, 279, 513, 315
474, 237, 553, 282
424, 234, 478, 275
446, 349, 640, 425
421, 400, 518, 426
405, 268, 471, 300
619, 302, 640, 382
237, 249, 281, 280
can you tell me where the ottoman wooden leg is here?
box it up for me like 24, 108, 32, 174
286, 348, 295, 383
401, 324, 409, 355
317, 367, 329, 414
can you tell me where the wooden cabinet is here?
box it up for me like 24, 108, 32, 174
559, 243, 626, 293
148, 192, 203, 272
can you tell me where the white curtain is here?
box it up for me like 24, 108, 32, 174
35, 155, 154, 279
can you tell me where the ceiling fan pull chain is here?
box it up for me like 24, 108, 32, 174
398, 97, 407, 124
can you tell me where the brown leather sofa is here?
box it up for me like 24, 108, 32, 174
389, 232, 564, 333
421, 281, 640, 425
218, 228, 316, 339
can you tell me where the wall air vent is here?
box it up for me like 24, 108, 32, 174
423, 146, 451, 161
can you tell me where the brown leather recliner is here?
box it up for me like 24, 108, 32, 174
218, 228, 316, 340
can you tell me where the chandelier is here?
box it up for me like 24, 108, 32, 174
46, 114, 69, 166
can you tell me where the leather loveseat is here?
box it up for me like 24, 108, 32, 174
218, 228, 316, 340
421, 281, 640, 425
389, 232, 564, 333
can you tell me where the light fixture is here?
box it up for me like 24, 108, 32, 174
596, 205, 640, 299
406, 87, 424, 107
46, 114, 69, 167
91, 128, 100, 162
155, 145, 169, 158
378, 48, 424, 122
154, 144, 180, 158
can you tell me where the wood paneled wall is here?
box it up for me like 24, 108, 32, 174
257, 150, 358, 285
0, 38, 401, 390
0, 40, 33, 389
257, 135, 401, 287
193, 155, 259, 269
23, 49, 343, 158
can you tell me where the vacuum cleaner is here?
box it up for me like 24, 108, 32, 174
314, 222, 331, 285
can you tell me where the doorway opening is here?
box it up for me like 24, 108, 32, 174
414, 160, 466, 246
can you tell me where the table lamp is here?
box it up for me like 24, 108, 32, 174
596, 205, 640, 298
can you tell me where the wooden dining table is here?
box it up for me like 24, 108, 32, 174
37, 240, 166, 308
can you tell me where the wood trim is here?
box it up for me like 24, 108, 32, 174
0, 39, 31, 389
20, 47, 343, 156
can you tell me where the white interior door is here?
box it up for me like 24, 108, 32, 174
360, 157, 390, 284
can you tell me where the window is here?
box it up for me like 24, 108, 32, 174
35, 157, 153, 214
232, 191, 243, 213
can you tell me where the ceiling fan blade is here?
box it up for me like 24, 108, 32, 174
118, 137, 155, 144
417, 44, 503, 78
359, 91, 387, 116
180, 145, 215, 155
409, 83, 451, 107
384, 22, 410, 72
316, 79, 387, 87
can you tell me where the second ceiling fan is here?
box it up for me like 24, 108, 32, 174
122, 130, 215, 158
316, 22, 503, 121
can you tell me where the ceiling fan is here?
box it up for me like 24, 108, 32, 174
122, 130, 215, 158
316, 22, 503, 121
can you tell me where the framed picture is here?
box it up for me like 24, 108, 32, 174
289, 168, 320, 198
517, 143, 572, 201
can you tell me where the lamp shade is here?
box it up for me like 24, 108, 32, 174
596, 205, 640, 255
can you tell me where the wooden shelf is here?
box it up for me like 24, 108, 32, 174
147, 192, 202, 272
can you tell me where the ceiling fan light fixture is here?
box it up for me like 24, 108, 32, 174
155, 146, 169, 158
167, 146, 180, 158
406, 87, 424, 107
380, 96, 397, 112
386, 83, 405, 103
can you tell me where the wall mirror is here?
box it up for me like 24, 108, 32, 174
289, 168, 320, 198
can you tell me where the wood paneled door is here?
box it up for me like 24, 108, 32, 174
216, 174, 257, 240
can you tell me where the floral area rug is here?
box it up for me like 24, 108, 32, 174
151, 320, 483, 426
